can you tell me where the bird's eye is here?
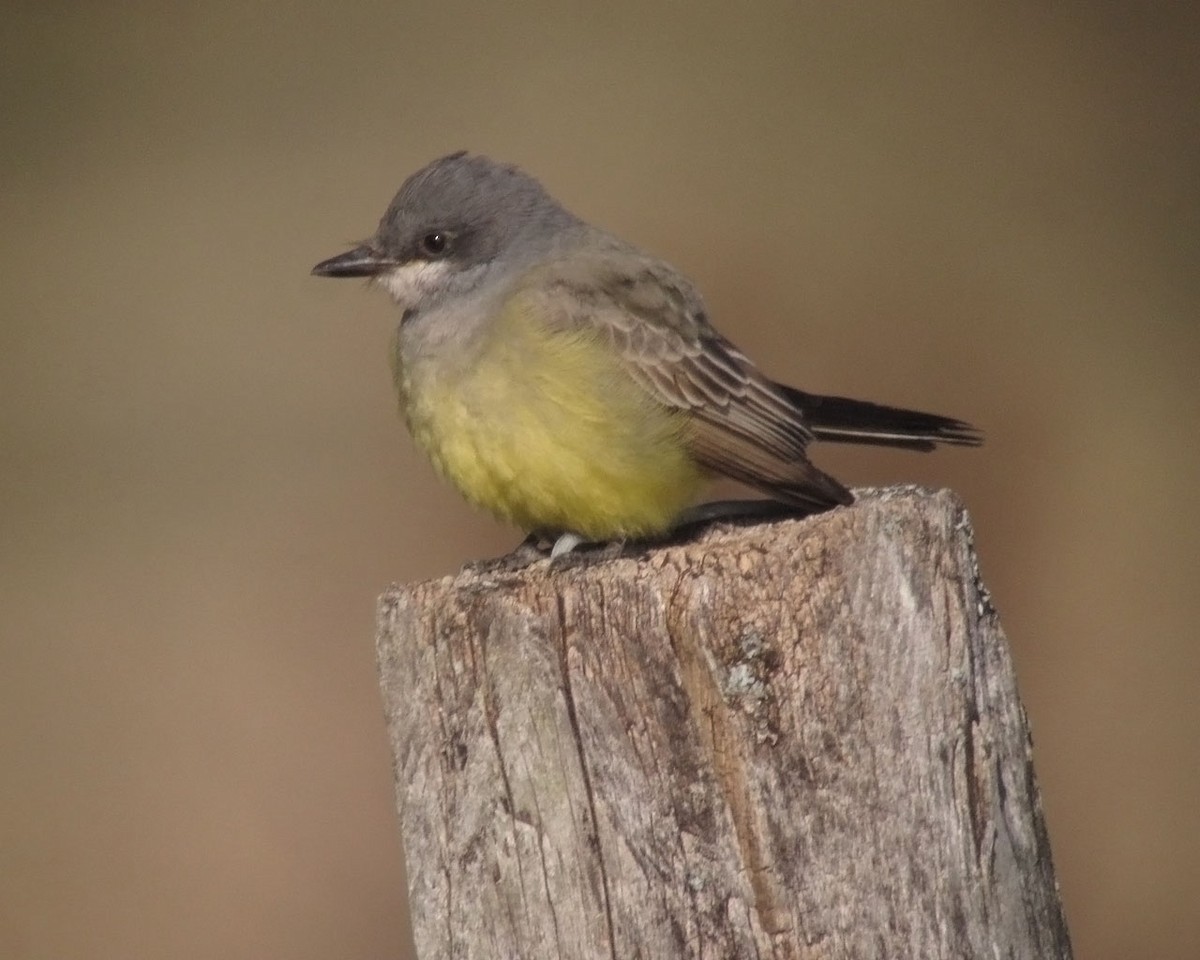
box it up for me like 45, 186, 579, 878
419, 232, 451, 258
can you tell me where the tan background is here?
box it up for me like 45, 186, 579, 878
2, 3, 1196, 958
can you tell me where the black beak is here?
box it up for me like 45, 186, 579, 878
311, 245, 394, 278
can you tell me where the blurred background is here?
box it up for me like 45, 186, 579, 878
2, 2, 1196, 958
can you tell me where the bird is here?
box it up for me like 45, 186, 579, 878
312, 152, 980, 562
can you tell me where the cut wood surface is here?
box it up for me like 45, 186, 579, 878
376, 486, 1072, 960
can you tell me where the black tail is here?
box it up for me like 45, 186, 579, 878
778, 386, 982, 451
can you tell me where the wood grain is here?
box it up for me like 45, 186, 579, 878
377, 487, 1072, 960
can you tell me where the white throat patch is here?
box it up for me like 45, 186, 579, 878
376, 260, 454, 312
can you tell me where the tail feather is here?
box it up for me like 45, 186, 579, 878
777, 386, 983, 451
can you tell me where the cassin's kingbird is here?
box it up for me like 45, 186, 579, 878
313, 152, 980, 560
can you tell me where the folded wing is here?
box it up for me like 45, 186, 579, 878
520, 245, 855, 512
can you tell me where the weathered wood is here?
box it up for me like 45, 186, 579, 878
376, 487, 1072, 960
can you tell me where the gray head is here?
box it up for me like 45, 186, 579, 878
312, 152, 581, 310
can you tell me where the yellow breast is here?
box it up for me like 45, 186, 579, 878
395, 300, 703, 540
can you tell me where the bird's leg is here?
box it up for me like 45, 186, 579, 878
467, 501, 823, 575
549, 532, 585, 560
547, 533, 630, 569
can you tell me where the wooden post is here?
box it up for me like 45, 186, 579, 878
376, 487, 1072, 960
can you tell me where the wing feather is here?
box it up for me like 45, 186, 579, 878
517, 245, 852, 511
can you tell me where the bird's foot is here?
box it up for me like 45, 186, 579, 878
463, 501, 809, 576
547, 533, 630, 570
463, 533, 550, 574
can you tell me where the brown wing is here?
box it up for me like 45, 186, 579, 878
520, 244, 852, 512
